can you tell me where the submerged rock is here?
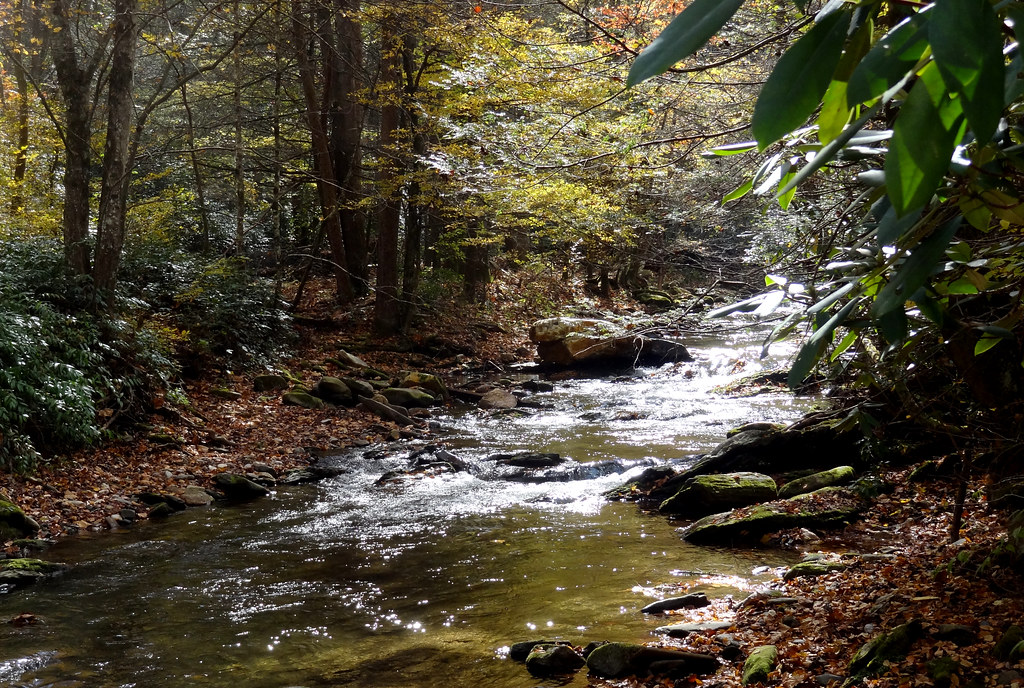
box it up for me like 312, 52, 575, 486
641, 592, 710, 613
586, 642, 718, 678
525, 644, 586, 676
213, 473, 270, 500
479, 388, 517, 410
655, 620, 734, 637
660, 472, 777, 517
0, 558, 67, 592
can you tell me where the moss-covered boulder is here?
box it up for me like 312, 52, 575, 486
0, 558, 67, 591
213, 473, 270, 500
282, 390, 325, 409
379, 387, 436, 408
660, 472, 777, 517
779, 466, 856, 498
742, 645, 778, 685
340, 377, 376, 398
848, 620, 923, 679
928, 656, 962, 688
525, 644, 586, 676
783, 560, 847, 581
0, 499, 40, 541
253, 374, 290, 392
995, 625, 1024, 661
400, 372, 448, 399
313, 376, 354, 405
681, 487, 866, 545
585, 642, 718, 678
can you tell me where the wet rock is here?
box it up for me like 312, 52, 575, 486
742, 645, 778, 686
282, 391, 325, 409
181, 486, 215, 507
848, 620, 923, 679
213, 473, 270, 500
400, 372, 448, 399
0, 498, 40, 540
681, 487, 867, 545
525, 644, 586, 676
659, 472, 777, 517
655, 620, 734, 637
479, 388, 517, 410
605, 465, 678, 501
490, 452, 563, 468
520, 379, 554, 393
528, 317, 691, 369
147, 502, 176, 519
253, 374, 290, 392
0, 558, 67, 592
313, 377, 354, 405
641, 592, 710, 613
586, 642, 718, 678
783, 560, 847, 581
379, 387, 436, 408
509, 639, 560, 662
778, 466, 856, 498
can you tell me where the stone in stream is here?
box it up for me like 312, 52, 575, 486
641, 592, 710, 613
524, 644, 586, 677
0, 498, 40, 540
478, 388, 517, 410
585, 642, 718, 678
181, 485, 215, 507
654, 620, 734, 638
778, 465, 856, 498
489, 451, 564, 468
528, 317, 691, 369
213, 473, 270, 500
0, 558, 67, 592
659, 472, 777, 518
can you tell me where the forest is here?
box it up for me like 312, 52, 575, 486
2, 0, 1024, 686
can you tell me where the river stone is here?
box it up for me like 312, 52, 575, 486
379, 387, 436, 408
783, 560, 847, 581
586, 642, 718, 678
340, 377, 376, 398
0, 499, 40, 540
995, 625, 1024, 661
681, 487, 867, 545
213, 473, 270, 500
147, 502, 175, 519
641, 592, 710, 613
282, 391, 325, 409
779, 466, 856, 498
849, 620, 923, 678
0, 558, 67, 591
400, 372, 447, 399
181, 486, 215, 507
935, 624, 977, 647
335, 349, 370, 368
510, 639, 559, 662
528, 317, 691, 368
479, 388, 517, 410
525, 644, 586, 676
313, 376, 354, 405
742, 645, 778, 685
491, 452, 563, 468
659, 472, 777, 517
253, 374, 290, 392
655, 620, 734, 637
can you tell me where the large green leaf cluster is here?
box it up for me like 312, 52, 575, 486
630, 0, 1024, 398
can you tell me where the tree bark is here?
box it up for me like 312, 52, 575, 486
373, 15, 401, 334
180, 82, 211, 252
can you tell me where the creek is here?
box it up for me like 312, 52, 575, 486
0, 321, 820, 688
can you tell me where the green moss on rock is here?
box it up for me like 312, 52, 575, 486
742, 645, 778, 685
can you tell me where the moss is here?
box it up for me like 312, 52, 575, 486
783, 560, 847, 581
0, 558, 66, 574
742, 645, 778, 685
995, 626, 1024, 661
849, 620, 923, 678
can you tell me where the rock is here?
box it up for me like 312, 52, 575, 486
783, 560, 847, 581
848, 620, 923, 679
213, 473, 270, 500
0, 498, 40, 540
520, 379, 554, 393
928, 656, 962, 688
935, 624, 977, 647
490, 452, 563, 468
742, 645, 778, 685
655, 620, 734, 637
1010, 640, 1024, 662
636, 290, 676, 310
998, 670, 1023, 685
341, 377, 376, 398
0, 558, 67, 591
660, 472, 777, 517
147, 502, 175, 519
313, 377, 354, 405
528, 317, 691, 369
379, 387, 436, 408
605, 465, 679, 500
253, 374, 290, 392
585, 642, 718, 678
400, 372, 448, 399
727, 422, 784, 438
181, 486, 215, 506
995, 625, 1024, 661
479, 388, 517, 410
335, 349, 370, 368
525, 645, 586, 676
509, 639, 559, 662
210, 387, 242, 400
282, 391, 325, 409
681, 487, 867, 545
778, 466, 856, 498
641, 592, 710, 613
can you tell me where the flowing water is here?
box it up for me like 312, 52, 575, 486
0, 321, 819, 688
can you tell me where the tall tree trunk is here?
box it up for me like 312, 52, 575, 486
292, 0, 354, 301
373, 16, 401, 334
232, 0, 246, 255
92, 0, 138, 303
180, 82, 211, 252
399, 36, 425, 330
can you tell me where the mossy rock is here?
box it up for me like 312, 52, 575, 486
742, 645, 778, 685
282, 391, 325, 409
660, 472, 777, 517
928, 656, 962, 688
778, 466, 855, 498
313, 376, 354, 404
400, 372, 448, 399
253, 374, 290, 392
525, 644, 585, 676
341, 376, 376, 398
379, 387, 436, 408
213, 473, 270, 500
0, 558, 67, 590
995, 625, 1024, 661
210, 387, 242, 400
783, 560, 847, 581
681, 487, 866, 545
848, 620, 923, 678
586, 642, 718, 678
0, 499, 40, 541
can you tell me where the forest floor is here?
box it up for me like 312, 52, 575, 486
2, 274, 1024, 687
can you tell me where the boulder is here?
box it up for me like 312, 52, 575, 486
742, 645, 778, 685
779, 466, 856, 498
489, 452, 563, 468
641, 592, 710, 614
528, 317, 691, 368
586, 642, 718, 678
335, 349, 370, 368
0, 558, 67, 591
681, 487, 866, 545
0, 498, 40, 540
655, 620, 734, 638
282, 391, 325, 409
400, 372, 448, 399
525, 645, 586, 676
479, 388, 517, 410
783, 560, 847, 581
660, 472, 777, 517
312, 376, 354, 404
181, 486, 215, 506
379, 387, 436, 408
848, 620, 923, 679
509, 639, 560, 662
253, 374, 290, 392
341, 377, 376, 398
213, 473, 270, 500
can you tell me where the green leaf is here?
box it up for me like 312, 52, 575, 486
930, 0, 1004, 143
752, 10, 851, 149
788, 296, 863, 386
723, 178, 753, 204
830, 329, 859, 361
975, 333, 1002, 355
876, 202, 922, 246
885, 63, 966, 216
871, 215, 961, 321
706, 140, 758, 156
847, 11, 931, 105
1004, 50, 1024, 107
818, 80, 852, 145
627, 0, 746, 86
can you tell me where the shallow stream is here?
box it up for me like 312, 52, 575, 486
0, 320, 819, 688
